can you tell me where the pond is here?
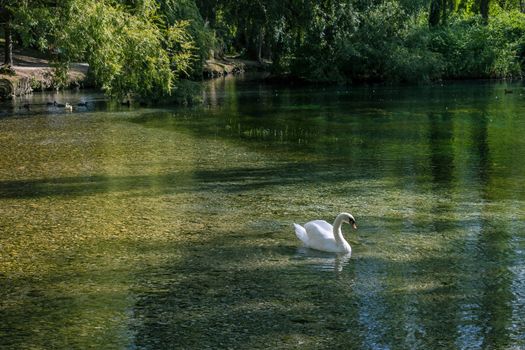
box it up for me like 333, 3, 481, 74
1, 78, 524, 349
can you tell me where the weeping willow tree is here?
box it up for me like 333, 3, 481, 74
12, 0, 206, 99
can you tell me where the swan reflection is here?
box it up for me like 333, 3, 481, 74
295, 247, 352, 272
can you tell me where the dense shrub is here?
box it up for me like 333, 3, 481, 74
280, 2, 525, 83
428, 11, 525, 79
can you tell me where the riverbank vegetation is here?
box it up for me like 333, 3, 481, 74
2, 0, 525, 98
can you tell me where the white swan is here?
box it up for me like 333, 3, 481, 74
65, 103, 73, 112
293, 212, 357, 253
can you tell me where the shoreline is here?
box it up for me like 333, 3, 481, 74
0, 48, 90, 99
0, 48, 269, 99
203, 57, 270, 78
2, 48, 519, 101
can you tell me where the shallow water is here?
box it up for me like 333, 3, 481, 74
1, 78, 525, 349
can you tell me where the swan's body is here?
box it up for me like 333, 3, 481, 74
65, 103, 73, 112
294, 212, 357, 253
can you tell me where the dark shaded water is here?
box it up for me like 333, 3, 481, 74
1, 78, 524, 349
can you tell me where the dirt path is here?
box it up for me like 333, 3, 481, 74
0, 47, 89, 98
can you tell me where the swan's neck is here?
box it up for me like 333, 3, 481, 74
333, 215, 349, 248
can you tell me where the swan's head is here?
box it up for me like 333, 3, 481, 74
340, 212, 357, 229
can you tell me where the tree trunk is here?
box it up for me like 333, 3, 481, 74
429, 0, 441, 27
4, 20, 13, 66
257, 29, 264, 62
440, 0, 446, 24
480, 0, 489, 24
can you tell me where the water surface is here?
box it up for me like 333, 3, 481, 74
1, 79, 524, 349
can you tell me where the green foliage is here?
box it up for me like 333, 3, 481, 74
269, 0, 525, 83
429, 9, 525, 79
285, 2, 359, 82
349, 1, 410, 81
158, 0, 213, 76
10, 5, 57, 52
51, 0, 173, 98
6, 0, 525, 92
387, 42, 445, 83
486, 9, 525, 77
10, 0, 209, 99
166, 20, 197, 78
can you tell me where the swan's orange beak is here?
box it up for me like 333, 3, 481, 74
352, 223, 357, 230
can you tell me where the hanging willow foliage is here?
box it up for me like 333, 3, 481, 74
12, 0, 200, 99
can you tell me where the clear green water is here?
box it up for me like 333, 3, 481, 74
1, 79, 525, 349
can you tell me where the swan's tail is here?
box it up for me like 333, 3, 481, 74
293, 223, 308, 245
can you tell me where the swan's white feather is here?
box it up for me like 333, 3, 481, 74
304, 220, 333, 239
304, 220, 340, 252
293, 223, 308, 244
